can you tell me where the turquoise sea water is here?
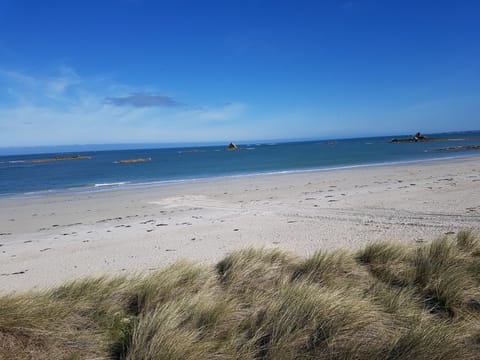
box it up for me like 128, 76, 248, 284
1, 132, 479, 197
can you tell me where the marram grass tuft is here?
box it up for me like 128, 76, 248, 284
1, 231, 480, 359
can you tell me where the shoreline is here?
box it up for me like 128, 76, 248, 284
1, 155, 479, 293
2, 152, 479, 200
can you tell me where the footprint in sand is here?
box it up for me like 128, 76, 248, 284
1, 270, 28, 276
140, 219, 155, 225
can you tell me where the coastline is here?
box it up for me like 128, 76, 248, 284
1, 155, 479, 292
2, 151, 479, 200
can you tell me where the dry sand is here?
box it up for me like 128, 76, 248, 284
1, 156, 479, 293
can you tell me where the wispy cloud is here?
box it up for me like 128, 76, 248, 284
183, 102, 246, 121
104, 93, 182, 107
45, 66, 81, 98
0, 69, 36, 87
0, 65, 81, 103
0, 66, 252, 146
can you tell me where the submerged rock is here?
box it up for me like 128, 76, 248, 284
437, 145, 480, 152
31, 155, 92, 163
178, 149, 205, 154
117, 157, 152, 164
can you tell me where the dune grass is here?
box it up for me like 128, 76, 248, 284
1, 231, 480, 359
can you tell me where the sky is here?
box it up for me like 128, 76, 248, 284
0, 0, 479, 148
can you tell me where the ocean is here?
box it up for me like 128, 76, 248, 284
1, 132, 479, 197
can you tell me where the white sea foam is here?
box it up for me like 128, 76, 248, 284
94, 182, 129, 187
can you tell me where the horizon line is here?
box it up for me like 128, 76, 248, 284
1, 129, 479, 156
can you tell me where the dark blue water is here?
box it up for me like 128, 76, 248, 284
1, 132, 479, 196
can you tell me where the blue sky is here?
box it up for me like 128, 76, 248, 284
0, 0, 479, 147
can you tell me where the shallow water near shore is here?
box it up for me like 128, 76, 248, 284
1, 132, 480, 196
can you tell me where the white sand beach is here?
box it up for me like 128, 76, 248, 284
1, 156, 479, 293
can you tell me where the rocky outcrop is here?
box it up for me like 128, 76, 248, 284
390, 133, 480, 144
117, 157, 152, 164
31, 155, 92, 163
414, 132, 426, 140
225, 142, 239, 151
390, 132, 430, 143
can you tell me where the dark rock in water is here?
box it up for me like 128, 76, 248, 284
390, 133, 480, 144
415, 132, 426, 140
390, 132, 430, 143
225, 142, 239, 151
436, 145, 480, 152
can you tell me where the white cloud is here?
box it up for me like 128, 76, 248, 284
0, 67, 250, 147
0, 66, 82, 104
44, 66, 82, 98
0, 69, 37, 87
